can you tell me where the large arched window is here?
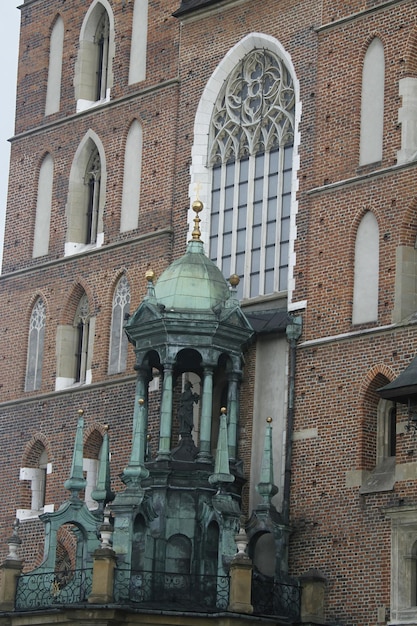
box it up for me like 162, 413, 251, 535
25, 298, 46, 392
75, 0, 114, 112
45, 16, 64, 115
208, 49, 295, 300
359, 38, 385, 166
108, 275, 131, 374
33, 154, 54, 258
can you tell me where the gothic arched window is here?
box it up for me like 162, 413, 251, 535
208, 49, 295, 299
108, 275, 131, 374
25, 298, 46, 392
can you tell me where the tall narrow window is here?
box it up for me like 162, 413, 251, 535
74, 294, 90, 384
121, 121, 142, 232
360, 38, 385, 165
25, 298, 46, 392
66, 133, 106, 256
208, 49, 294, 300
109, 275, 131, 374
33, 154, 54, 258
75, 1, 114, 112
85, 148, 101, 245
45, 16, 64, 115
352, 211, 379, 324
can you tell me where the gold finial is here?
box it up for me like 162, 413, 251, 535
138, 398, 145, 405
191, 199, 203, 241
145, 269, 155, 283
229, 274, 240, 287
147, 434, 151, 441
221, 407, 227, 414
266, 416, 273, 423
77, 409, 84, 416
104, 424, 109, 431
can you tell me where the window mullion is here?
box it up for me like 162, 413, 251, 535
259, 151, 270, 296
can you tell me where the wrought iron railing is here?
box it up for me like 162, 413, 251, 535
15, 568, 92, 610
252, 577, 300, 620
114, 569, 229, 612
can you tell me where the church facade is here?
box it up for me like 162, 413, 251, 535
1, 0, 417, 624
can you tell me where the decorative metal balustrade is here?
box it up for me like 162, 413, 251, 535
252, 577, 300, 620
114, 570, 229, 612
15, 568, 92, 610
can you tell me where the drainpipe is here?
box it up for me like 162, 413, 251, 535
282, 315, 302, 526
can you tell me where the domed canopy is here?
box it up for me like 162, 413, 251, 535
155, 240, 230, 310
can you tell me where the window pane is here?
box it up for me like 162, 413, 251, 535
225, 186, 234, 208
237, 205, 247, 229
210, 212, 219, 235
238, 181, 248, 205
212, 165, 222, 188
250, 272, 260, 298
252, 224, 262, 249
267, 197, 278, 221
209, 236, 218, 259
265, 245, 275, 270
226, 161, 235, 186
223, 232, 232, 254
251, 248, 260, 273
268, 174, 278, 197
279, 241, 289, 266
240, 158, 249, 180
237, 229, 246, 252
283, 169, 292, 193
282, 194, 291, 218
236, 252, 245, 276
254, 178, 263, 202
212, 189, 221, 209
253, 202, 262, 225
255, 153, 264, 177
266, 223, 276, 246
264, 268, 274, 294
222, 256, 231, 278
283, 145, 293, 169
270, 149, 279, 172
281, 216, 290, 242
224, 208, 233, 232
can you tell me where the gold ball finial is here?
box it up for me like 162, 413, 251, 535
229, 274, 240, 287
147, 434, 151, 441
138, 398, 145, 406
104, 424, 109, 431
145, 269, 155, 283
266, 416, 273, 423
221, 407, 227, 415
77, 409, 84, 416
192, 199, 203, 214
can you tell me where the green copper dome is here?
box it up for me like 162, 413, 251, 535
155, 240, 230, 310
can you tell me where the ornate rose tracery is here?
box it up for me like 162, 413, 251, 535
209, 50, 295, 163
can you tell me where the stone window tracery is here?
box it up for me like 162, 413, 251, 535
109, 275, 131, 374
25, 298, 46, 392
208, 49, 294, 299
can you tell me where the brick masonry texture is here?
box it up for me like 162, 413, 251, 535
2, 1, 417, 624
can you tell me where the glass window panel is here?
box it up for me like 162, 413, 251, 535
282, 194, 291, 217
283, 169, 292, 193
264, 269, 274, 294
253, 202, 263, 225
252, 224, 262, 249
224, 208, 233, 232
266, 224, 276, 246
255, 153, 264, 177
265, 244, 275, 269
226, 161, 235, 186
279, 241, 289, 266
212, 166, 222, 189
210, 212, 219, 235
254, 178, 263, 202
222, 256, 231, 278
238, 181, 248, 205
268, 174, 278, 197
250, 272, 260, 298
269, 149, 279, 172
251, 248, 260, 273
237, 229, 246, 252
279, 267, 288, 292
267, 197, 278, 221
209, 236, 218, 259
280, 216, 290, 242
239, 158, 249, 180
212, 189, 221, 209
236, 252, 245, 276
223, 232, 232, 254
284, 146, 293, 169
225, 186, 234, 208
237, 205, 247, 229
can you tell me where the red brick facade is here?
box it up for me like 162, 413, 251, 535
2, 0, 417, 624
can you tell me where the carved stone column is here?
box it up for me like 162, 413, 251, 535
197, 366, 214, 463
